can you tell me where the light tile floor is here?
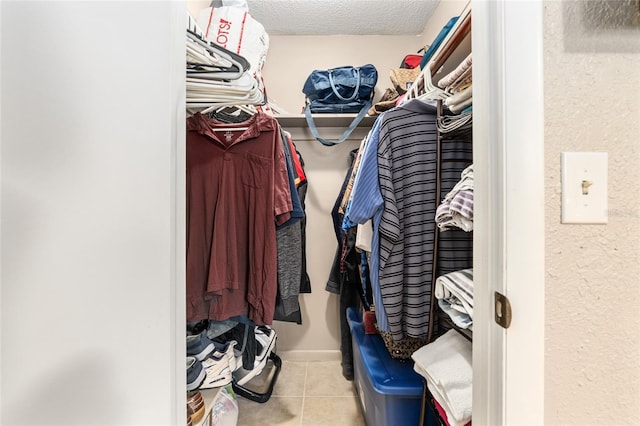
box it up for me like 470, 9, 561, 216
236, 360, 365, 426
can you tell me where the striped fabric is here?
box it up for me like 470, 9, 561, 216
376, 101, 473, 342
376, 99, 441, 341
436, 128, 474, 312
436, 164, 474, 232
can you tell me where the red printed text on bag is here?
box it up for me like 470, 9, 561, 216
216, 19, 232, 48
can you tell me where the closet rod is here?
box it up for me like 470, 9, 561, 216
427, 99, 444, 345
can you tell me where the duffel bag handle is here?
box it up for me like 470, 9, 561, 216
328, 67, 360, 101
304, 100, 371, 147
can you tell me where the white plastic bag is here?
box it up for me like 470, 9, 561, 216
197, 6, 269, 76
211, 385, 239, 426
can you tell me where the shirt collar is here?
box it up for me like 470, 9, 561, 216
187, 111, 277, 146
397, 98, 438, 115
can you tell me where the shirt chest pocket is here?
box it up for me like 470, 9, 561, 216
241, 153, 270, 189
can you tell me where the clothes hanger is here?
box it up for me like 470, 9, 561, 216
216, 104, 257, 115
199, 102, 258, 116
211, 127, 249, 131
208, 107, 252, 131
186, 30, 250, 73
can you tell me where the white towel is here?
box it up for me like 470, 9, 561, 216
445, 85, 472, 107
438, 53, 472, 88
412, 330, 472, 426
448, 96, 473, 114
356, 220, 373, 252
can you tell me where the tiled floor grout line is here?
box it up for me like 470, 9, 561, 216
299, 361, 308, 426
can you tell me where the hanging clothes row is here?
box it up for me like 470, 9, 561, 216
402, 5, 476, 425
184, 4, 308, 404
186, 110, 309, 326
329, 97, 472, 363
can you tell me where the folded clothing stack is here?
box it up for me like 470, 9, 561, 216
412, 330, 472, 426
436, 165, 474, 232
435, 268, 474, 330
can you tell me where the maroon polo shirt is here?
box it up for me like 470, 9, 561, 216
186, 112, 292, 325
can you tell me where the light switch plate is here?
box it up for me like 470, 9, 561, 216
561, 152, 608, 224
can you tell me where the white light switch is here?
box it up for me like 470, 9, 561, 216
561, 152, 608, 224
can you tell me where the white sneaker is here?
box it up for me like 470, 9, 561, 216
254, 326, 277, 363
199, 355, 232, 389
212, 340, 238, 372
233, 327, 277, 386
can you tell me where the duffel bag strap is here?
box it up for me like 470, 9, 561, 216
304, 101, 371, 147
328, 67, 360, 101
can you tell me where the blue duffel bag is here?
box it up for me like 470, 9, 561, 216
302, 64, 378, 146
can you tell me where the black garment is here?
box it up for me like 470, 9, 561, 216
326, 149, 362, 380
214, 322, 257, 371
296, 155, 311, 294
326, 149, 359, 294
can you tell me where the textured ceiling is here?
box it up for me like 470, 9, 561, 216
245, 0, 441, 35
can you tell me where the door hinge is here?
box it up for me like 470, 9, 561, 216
494, 291, 512, 329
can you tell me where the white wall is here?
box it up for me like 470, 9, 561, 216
0, 2, 186, 425
262, 34, 425, 114
544, 1, 640, 424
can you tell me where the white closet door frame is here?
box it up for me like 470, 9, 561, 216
472, 0, 545, 425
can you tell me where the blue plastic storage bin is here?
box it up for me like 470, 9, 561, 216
347, 307, 434, 426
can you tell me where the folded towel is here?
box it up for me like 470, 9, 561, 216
438, 53, 472, 88
438, 298, 473, 329
449, 190, 474, 226
445, 85, 472, 107
412, 330, 472, 426
434, 397, 473, 426
448, 73, 473, 94
449, 97, 473, 114
436, 165, 474, 231
435, 269, 474, 329
436, 194, 474, 232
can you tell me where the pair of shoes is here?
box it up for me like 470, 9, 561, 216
188, 331, 238, 371
199, 353, 233, 389
212, 340, 238, 372
186, 356, 206, 391
233, 326, 277, 386
187, 391, 205, 423
187, 332, 239, 390
187, 331, 215, 361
